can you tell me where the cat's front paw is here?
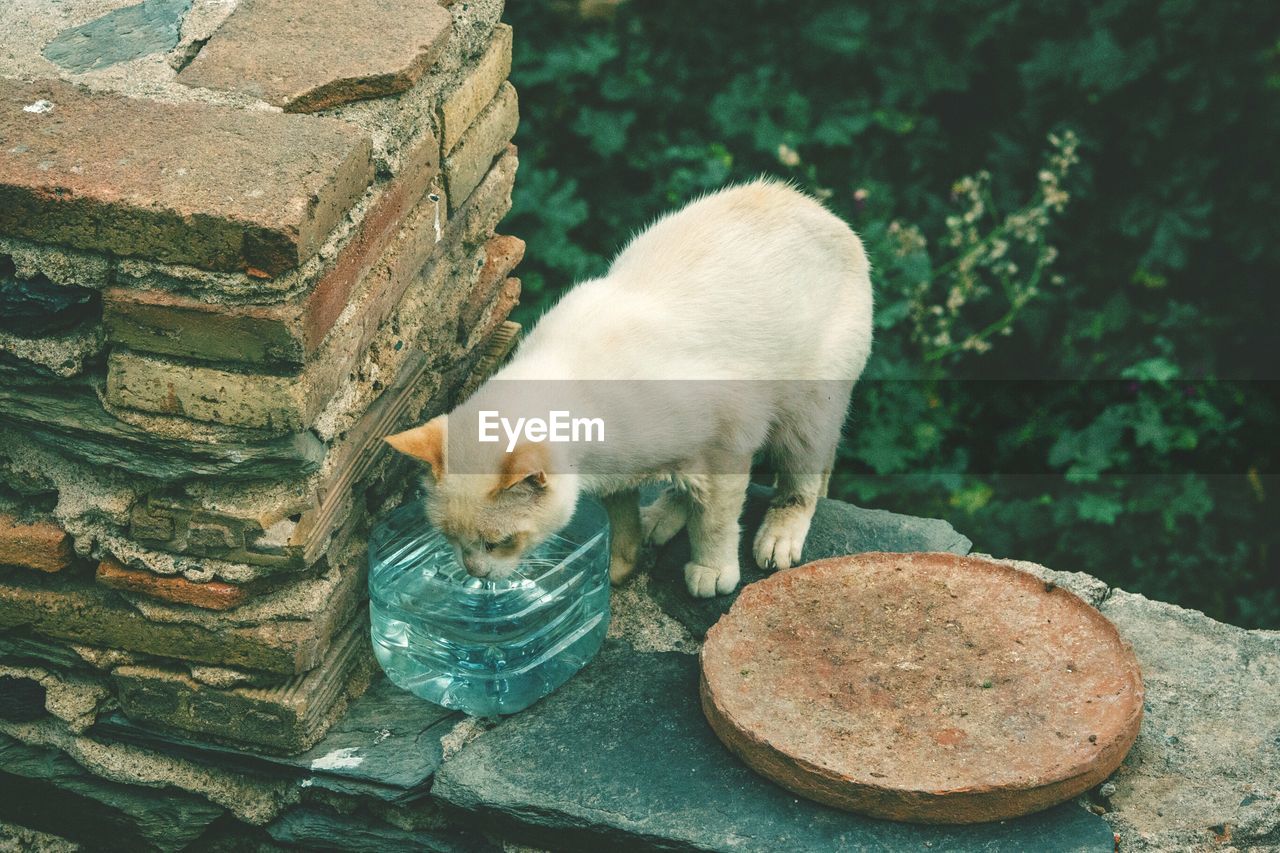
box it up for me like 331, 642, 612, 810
753, 507, 811, 571
684, 561, 739, 598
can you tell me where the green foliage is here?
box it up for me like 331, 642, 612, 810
503, 0, 1280, 627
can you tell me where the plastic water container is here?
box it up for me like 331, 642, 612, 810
368, 496, 611, 716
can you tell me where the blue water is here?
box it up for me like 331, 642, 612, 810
368, 497, 611, 716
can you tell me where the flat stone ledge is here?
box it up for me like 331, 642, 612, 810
0, 79, 375, 276
432, 640, 1115, 852
1093, 590, 1280, 851
95, 674, 463, 802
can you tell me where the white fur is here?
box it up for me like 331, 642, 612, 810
415, 179, 872, 596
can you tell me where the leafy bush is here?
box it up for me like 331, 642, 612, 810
503, 0, 1280, 627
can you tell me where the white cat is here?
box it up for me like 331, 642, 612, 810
386, 179, 872, 597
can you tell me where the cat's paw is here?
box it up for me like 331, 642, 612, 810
753, 507, 811, 571
684, 561, 739, 598
609, 551, 637, 586
641, 491, 687, 546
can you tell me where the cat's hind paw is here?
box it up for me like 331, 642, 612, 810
684, 561, 739, 598
641, 490, 687, 546
753, 506, 811, 571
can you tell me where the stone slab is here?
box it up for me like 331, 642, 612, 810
96, 674, 461, 802
1095, 590, 1280, 851
444, 82, 519, 212
700, 553, 1143, 824
265, 805, 497, 853
0, 514, 74, 573
457, 234, 524, 341
178, 0, 452, 112
0, 78, 374, 275
96, 558, 248, 611
0, 714, 296, 826
648, 483, 973, 637
111, 617, 373, 753
441, 23, 513, 153
42, 0, 191, 73
102, 128, 442, 367
0, 379, 326, 483
0, 733, 225, 852
432, 641, 1116, 851
0, 559, 361, 675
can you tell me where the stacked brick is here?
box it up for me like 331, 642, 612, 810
0, 0, 523, 762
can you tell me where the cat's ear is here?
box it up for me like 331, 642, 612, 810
385, 417, 446, 480
497, 441, 549, 494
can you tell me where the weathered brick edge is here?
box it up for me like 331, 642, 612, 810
96, 559, 249, 611
0, 515, 74, 574
0, 79, 375, 276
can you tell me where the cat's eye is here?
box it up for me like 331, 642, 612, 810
482, 535, 516, 553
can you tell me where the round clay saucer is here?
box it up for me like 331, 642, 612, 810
700, 552, 1143, 824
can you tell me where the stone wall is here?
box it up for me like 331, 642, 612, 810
4, 485, 1274, 851
0, 0, 521, 760
1, 3, 1275, 852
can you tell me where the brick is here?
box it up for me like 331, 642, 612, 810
177, 0, 452, 113
458, 234, 524, 340
0, 515, 73, 574
0, 79, 374, 276
102, 128, 441, 366
441, 23, 513, 153
478, 277, 523, 344
111, 618, 371, 753
444, 82, 519, 212
96, 559, 248, 612
106, 351, 312, 433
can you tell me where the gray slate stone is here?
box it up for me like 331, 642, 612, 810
0, 732, 224, 851
96, 675, 461, 801
266, 805, 498, 853
0, 378, 325, 482
649, 483, 973, 636
433, 641, 1115, 852
43, 0, 191, 73
1095, 590, 1280, 851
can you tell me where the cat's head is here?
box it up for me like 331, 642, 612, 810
385, 416, 579, 580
